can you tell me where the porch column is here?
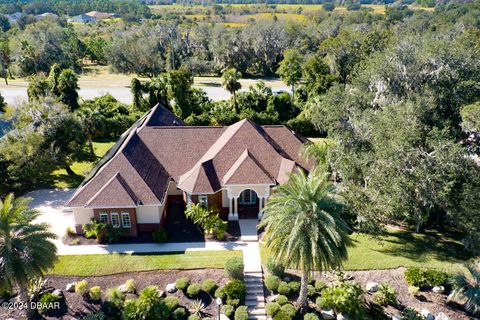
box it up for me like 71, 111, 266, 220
228, 196, 239, 221
186, 192, 192, 205
258, 196, 264, 220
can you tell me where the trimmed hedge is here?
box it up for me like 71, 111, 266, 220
164, 296, 180, 311
175, 277, 190, 291
225, 256, 244, 280
266, 302, 281, 316
404, 268, 448, 288
276, 295, 289, 305
202, 279, 218, 294
277, 282, 291, 295
265, 275, 281, 292
187, 284, 202, 297
234, 306, 249, 320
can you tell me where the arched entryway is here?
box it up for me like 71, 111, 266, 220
238, 189, 259, 219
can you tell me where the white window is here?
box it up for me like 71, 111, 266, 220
198, 195, 208, 208
99, 212, 109, 224
111, 213, 120, 228
121, 212, 131, 228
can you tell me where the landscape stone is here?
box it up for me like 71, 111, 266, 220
432, 286, 445, 294
166, 283, 177, 293
436, 312, 449, 320
65, 282, 77, 292
391, 316, 401, 320
52, 289, 64, 298
321, 309, 335, 320
337, 313, 349, 320
118, 284, 128, 293
267, 294, 279, 302
158, 290, 166, 297
421, 309, 434, 320
366, 282, 379, 292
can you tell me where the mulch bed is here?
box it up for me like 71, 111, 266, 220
1, 269, 228, 320
269, 267, 476, 320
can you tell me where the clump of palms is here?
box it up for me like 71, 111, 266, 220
221, 68, 242, 109
259, 168, 351, 312
448, 259, 480, 316
0, 193, 57, 319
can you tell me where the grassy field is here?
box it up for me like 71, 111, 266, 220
49, 251, 242, 276
50, 139, 116, 189
261, 228, 471, 273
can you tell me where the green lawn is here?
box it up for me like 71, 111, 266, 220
50, 139, 116, 189
261, 229, 471, 273
50, 250, 243, 276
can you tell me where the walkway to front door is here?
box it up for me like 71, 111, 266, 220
239, 219, 259, 242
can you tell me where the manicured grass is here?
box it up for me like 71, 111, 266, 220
50, 139, 116, 188
261, 228, 471, 273
50, 250, 243, 276
308, 137, 334, 146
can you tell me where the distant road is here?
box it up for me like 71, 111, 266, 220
0, 79, 290, 106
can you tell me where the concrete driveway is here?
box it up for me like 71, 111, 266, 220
26, 188, 75, 240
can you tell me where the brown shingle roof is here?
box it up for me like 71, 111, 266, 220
86, 173, 139, 208
67, 112, 311, 208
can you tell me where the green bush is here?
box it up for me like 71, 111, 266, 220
82, 312, 106, 320
152, 228, 168, 242
172, 307, 187, 320
224, 279, 246, 300
266, 257, 285, 277
373, 283, 397, 306
274, 310, 292, 320
89, 286, 102, 301
307, 285, 316, 297
75, 280, 89, 296
280, 304, 297, 318
187, 283, 202, 297
276, 295, 289, 305
38, 292, 62, 314
234, 305, 249, 320
266, 302, 281, 316
304, 313, 319, 320
408, 286, 420, 296
226, 298, 240, 307
317, 281, 365, 315
288, 281, 300, 293
176, 277, 190, 291
188, 315, 201, 320
221, 304, 235, 317
314, 280, 326, 292
214, 287, 226, 300
121, 286, 169, 320
402, 307, 422, 320
224, 256, 244, 280
164, 296, 180, 311
265, 275, 281, 292
404, 268, 448, 288
125, 279, 136, 293
277, 282, 291, 295
202, 279, 218, 294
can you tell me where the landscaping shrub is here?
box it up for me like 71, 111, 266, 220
187, 283, 202, 297
304, 313, 319, 320
172, 307, 187, 320
152, 228, 168, 242
188, 299, 206, 318
224, 279, 246, 300
404, 268, 448, 288
288, 281, 300, 293
234, 305, 248, 320
202, 279, 218, 294
89, 286, 102, 301
266, 302, 281, 316
106, 287, 124, 307
224, 256, 244, 280
176, 277, 190, 291
75, 280, 89, 296
82, 311, 106, 320
164, 296, 180, 311
402, 307, 422, 320
280, 304, 296, 319
185, 203, 227, 240
274, 310, 292, 320
38, 292, 62, 314
226, 298, 240, 307
408, 286, 420, 296
317, 281, 365, 315
367, 303, 389, 320
277, 282, 291, 295
276, 295, 289, 305
82, 219, 107, 243
314, 280, 326, 292
125, 279, 136, 293
266, 256, 285, 277
221, 304, 235, 317
106, 226, 124, 244
373, 283, 397, 306
121, 286, 170, 320
214, 287, 226, 300
188, 315, 201, 320
307, 285, 316, 297
265, 275, 281, 292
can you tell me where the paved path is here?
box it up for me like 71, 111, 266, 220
239, 219, 259, 242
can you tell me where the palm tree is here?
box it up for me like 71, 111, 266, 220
259, 169, 350, 312
0, 193, 57, 319
448, 259, 480, 316
221, 68, 242, 110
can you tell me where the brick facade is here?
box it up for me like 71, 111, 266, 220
93, 208, 138, 237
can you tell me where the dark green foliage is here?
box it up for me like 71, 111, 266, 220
82, 312, 106, 320
288, 281, 300, 294
0, 92, 5, 113
223, 279, 246, 300
121, 286, 169, 320
279, 304, 297, 319
318, 281, 365, 316
226, 298, 240, 307
234, 306, 248, 320
404, 268, 448, 289
307, 285, 316, 297
214, 287, 225, 300
367, 302, 389, 320
322, 3, 335, 11
314, 280, 326, 292
373, 283, 397, 306
202, 279, 217, 295
273, 310, 292, 320
304, 313, 319, 320
265, 275, 281, 292
186, 283, 202, 297
276, 295, 289, 306
152, 228, 168, 243
164, 296, 179, 311
277, 282, 291, 296
105, 225, 123, 244
172, 307, 187, 320
224, 256, 244, 280
401, 307, 422, 320
266, 257, 285, 277
221, 304, 234, 317
175, 277, 190, 291
38, 292, 62, 314
266, 302, 281, 316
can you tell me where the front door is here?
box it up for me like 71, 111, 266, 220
239, 189, 257, 205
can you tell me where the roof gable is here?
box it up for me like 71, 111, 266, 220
223, 149, 275, 185
86, 173, 138, 208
